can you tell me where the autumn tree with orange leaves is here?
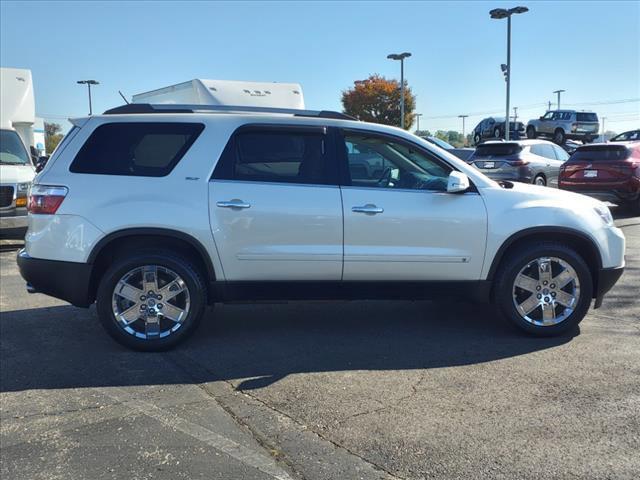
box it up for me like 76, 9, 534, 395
341, 74, 416, 130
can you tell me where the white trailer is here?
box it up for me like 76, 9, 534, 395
1, 67, 37, 153
132, 79, 305, 109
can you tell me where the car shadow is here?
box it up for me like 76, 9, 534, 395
0, 300, 576, 393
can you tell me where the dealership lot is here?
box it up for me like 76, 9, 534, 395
1, 211, 638, 480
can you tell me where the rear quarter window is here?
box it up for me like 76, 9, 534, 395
70, 122, 204, 176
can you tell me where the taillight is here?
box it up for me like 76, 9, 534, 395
27, 185, 68, 214
508, 159, 530, 166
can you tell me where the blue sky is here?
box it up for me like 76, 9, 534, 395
1, 0, 638, 133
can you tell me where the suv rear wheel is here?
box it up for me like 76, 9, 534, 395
494, 242, 592, 336
96, 249, 207, 351
473, 132, 481, 145
494, 127, 501, 138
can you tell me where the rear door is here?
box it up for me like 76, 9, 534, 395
337, 129, 487, 281
530, 143, 563, 187
209, 125, 343, 281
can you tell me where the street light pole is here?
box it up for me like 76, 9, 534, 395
414, 113, 422, 132
458, 115, 468, 144
602, 117, 606, 142
490, 6, 529, 141
77, 79, 100, 115
553, 89, 565, 110
387, 52, 412, 129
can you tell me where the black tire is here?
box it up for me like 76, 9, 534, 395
554, 128, 566, 145
96, 249, 207, 351
494, 127, 501, 138
533, 174, 547, 186
526, 126, 537, 139
582, 136, 594, 144
493, 242, 593, 337
474, 133, 481, 145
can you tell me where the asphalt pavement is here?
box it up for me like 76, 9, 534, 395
1, 210, 638, 480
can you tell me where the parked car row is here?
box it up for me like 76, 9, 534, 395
461, 130, 640, 214
472, 110, 601, 146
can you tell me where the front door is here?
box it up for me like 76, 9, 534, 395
209, 125, 343, 281
338, 129, 487, 281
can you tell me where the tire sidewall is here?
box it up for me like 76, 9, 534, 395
526, 126, 536, 139
554, 129, 566, 144
495, 243, 593, 336
96, 251, 206, 351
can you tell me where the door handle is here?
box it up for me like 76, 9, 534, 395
352, 204, 384, 214
217, 200, 251, 209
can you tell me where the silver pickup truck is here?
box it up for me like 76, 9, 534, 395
526, 110, 599, 145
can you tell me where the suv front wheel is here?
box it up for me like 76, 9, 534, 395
494, 242, 593, 336
96, 249, 207, 351
526, 126, 536, 139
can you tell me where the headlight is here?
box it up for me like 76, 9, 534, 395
594, 204, 613, 227
17, 182, 31, 194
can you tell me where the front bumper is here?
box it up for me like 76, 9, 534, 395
17, 249, 93, 307
594, 266, 624, 308
0, 207, 28, 230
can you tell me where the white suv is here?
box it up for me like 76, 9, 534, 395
18, 104, 626, 350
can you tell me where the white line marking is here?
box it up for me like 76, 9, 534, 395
97, 387, 294, 480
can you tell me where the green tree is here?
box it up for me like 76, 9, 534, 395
45, 122, 63, 153
341, 74, 416, 130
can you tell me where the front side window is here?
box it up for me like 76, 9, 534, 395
213, 129, 330, 185
553, 145, 569, 161
542, 112, 554, 120
70, 122, 204, 176
342, 132, 451, 191
0, 130, 30, 165
531, 143, 556, 159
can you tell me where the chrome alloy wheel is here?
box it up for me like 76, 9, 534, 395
111, 265, 191, 339
512, 256, 581, 326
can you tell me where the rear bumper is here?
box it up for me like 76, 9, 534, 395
594, 266, 624, 308
17, 249, 93, 307
559, 186, 639, 204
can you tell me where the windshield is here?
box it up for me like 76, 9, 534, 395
0, 130, 31, 165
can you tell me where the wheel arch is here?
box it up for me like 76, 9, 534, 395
487, 227, 603, 297
87, 228, 217, 304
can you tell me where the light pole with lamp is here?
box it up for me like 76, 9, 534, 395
414, 113, 423, 132
553, 89, 565, 110
77, 79, 99, 115
387, 52, 412, 129
458, 115, 469, 145
490, 6, 529, 141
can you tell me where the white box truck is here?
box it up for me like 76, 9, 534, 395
132, 79, 305, 109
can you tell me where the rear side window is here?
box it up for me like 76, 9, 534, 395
70, 122, 204, 176
576, 113, 598, 122
213, 128, 331, 185
571, 145, 630, 161
531, 143, 556, 160
475, 143, 522, 156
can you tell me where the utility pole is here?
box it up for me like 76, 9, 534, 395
548, 100, 552, 111
553, 89, 565, 110
458, 115, 469, 145
602, 117, 607, 142
513, 106, 518, 123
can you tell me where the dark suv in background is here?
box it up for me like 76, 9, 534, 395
472, 117, 525, 145
467, 139, 569, 187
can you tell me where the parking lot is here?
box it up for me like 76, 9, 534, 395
0, 209, 638, 480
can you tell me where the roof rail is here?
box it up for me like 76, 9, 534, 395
103, 103, 357, 121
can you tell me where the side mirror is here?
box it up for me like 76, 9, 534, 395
447, 171, 470, 193
539, 116, 545, 121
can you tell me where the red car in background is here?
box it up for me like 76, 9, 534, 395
559, 142, 640, 214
